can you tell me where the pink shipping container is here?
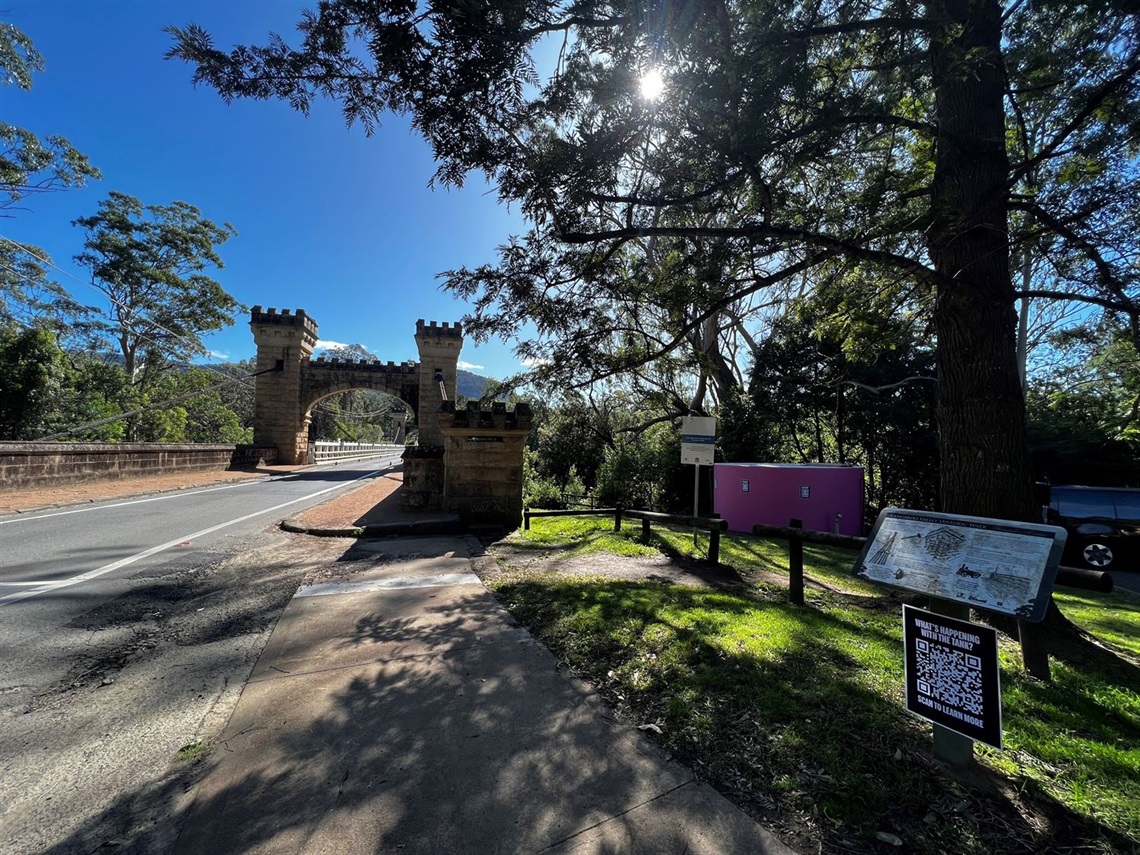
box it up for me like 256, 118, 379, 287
713, 463, 865, 536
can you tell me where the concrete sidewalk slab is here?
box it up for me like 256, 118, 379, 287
174, 536, 796, 855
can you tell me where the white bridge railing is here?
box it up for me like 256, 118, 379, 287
308, 441, 405, 464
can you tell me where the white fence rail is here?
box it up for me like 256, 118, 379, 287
308, 441, 405, 464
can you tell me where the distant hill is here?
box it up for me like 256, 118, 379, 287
317, 343, 378, 361
457, 369, 492, 399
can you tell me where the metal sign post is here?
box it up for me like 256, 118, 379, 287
681, 417, 716, 548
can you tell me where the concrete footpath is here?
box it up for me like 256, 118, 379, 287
174, 535, 796, 855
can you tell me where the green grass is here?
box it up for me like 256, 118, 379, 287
174, 740, 211, 763
518, 514, 659, 557
494, 517, 1140, 854
1055, 588, 1140, 659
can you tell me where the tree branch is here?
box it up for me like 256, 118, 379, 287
520, 15, 630, 39
1010, 198, 1129, 297
840, 375, 937, 394
556, 222, 941, 286
1009, 53, 1140, 181
613, 410, 688, 435
584, 174, 744, 208
1020, 289, 1137, 314
566, 252, 837, 389
780, 17, 933, 39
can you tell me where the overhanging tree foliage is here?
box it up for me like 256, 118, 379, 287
168, 0, 1140, 522
1, 21, 100, 323
0, 22, 100, 214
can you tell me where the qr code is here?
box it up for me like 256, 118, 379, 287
915, 639, 983, 714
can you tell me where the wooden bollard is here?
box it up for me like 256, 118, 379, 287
788, 518, 805, 605
642, 517, 651, 538
614, 506, 623, 532
709, 528, 720, 565
524, 509, 531, 531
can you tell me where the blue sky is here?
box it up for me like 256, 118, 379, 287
2, 0, 529, 377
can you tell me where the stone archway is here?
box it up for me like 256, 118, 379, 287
248, 308, 460, 464
248, 307, 531, 528
302, 386, 413, 446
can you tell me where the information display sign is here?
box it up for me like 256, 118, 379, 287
680, 416, 716, 466
903, 605, 1002, 749
854, 508, 1066, 622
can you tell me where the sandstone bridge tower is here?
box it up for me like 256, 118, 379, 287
249, 307, 319, 464
248, 307, 530, 528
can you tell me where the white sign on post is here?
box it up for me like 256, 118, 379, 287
680, 416, 716, 466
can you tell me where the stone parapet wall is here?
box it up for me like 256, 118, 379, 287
437, 402, 532, 529
309, 357, 417, 374
0, 443, 277, 490
445, 401, 532, 431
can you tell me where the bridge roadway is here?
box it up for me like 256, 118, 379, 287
0, 456, 401, 610
0, 456, 402, 854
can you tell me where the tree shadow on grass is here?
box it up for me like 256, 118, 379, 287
494, 575, 1140, 855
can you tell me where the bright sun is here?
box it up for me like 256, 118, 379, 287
639, 68, 666, 101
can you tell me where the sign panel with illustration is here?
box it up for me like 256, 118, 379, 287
903, 605, 1002, 749
854, 508, 1066, 622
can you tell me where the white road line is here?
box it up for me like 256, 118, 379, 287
0, 479, 262, 525
0, 457, 403, 526
0, 470, 381, 607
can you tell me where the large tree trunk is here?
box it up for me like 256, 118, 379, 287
926, 0, 1077, 666
926, 0, 1036, 523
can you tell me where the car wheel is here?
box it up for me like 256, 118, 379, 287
1082, 542, 1114, 569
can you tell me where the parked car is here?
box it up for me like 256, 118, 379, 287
1045, 485, 1140, 571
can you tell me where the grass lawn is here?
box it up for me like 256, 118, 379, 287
490, 516, 1140, 855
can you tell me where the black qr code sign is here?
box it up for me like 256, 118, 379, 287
903, 605, 1002, 748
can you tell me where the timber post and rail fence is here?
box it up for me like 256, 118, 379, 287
519, 506, 1112, 597
521, 507, 1112, 683
523, 506, 730, 564
748, 520, 1113, 601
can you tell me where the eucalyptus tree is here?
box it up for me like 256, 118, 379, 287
168, 0, 1140, 522
72, 191, 239, 387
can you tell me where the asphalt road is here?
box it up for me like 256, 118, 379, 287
0, 458, 400, 605
0, 457, 400, 855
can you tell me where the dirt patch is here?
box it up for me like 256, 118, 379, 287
485, 539, 756, 589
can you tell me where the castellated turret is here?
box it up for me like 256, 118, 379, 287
414, 320, 464, 449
